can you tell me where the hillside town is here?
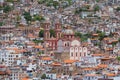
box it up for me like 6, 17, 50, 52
0, 0, 120, 80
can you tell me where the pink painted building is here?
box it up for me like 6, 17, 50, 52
44, 23, 62, 50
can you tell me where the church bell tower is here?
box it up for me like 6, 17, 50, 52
44, 23, 50, 40
55, 23, 62, 39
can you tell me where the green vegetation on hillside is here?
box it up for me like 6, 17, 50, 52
0, 22, 4, 26
33, 15, 45, 21
116, 7, 120, 11
75, 32, 92, 42
38, 0, 73, 9
94, 5, 100, 12
3, 5, 13, 13
39, 29, 44, 37
23, 12, 32, 24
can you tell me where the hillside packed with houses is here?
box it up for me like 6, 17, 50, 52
0, 0, 120, 80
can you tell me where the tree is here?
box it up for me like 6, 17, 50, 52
75, 32, 91, 42
0, 22, 4, 26
41, 74, 46, 79
116, 56, 120, 64
118, 38, 120, 42
98, 32, 106, 41
38, 0, 45, 4
94, 5, 100, 12
33, 15, 45, 21
112, 41, 117, 48
84, 33, 92, 38
96, 30, 102, 33
16, 15, 21, 22
96, 0, 99, 2
39, 30, 44, 37
38, 51, 44, 56
6, 0, 14, 2
53, 1, 59, 9
33, 39, 44, 44
75, 8, 81, 14
46, 0, 59, 9
0, 6, 3, 10
80, 36, 88, 42
116, 7, 120, 11
67, 0, 72, 5
3, 5, 12, 13
75, 7, 89, 14
23, 12, 32, 24
50, 29, 55, 37
75, 32, 82, 37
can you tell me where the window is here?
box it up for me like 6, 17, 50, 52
71, 52, 73, 56
84, 52, 86, 56
76, 52, 77, 56
75, 48, 77, 50
16, 55, 18, 57
65, 43, 66, 46
83, 53, 85, 56
80, 53, 81, 56
51, 75, 53, 78
67, 43, 69, 46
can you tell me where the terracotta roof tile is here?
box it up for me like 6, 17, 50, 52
64, 60, 76, 64
42, 57, 52, 61
51, 62, 61, 66
85, 74, 97, 77
106, 73, 116, 77
92, 53, 104, 57
83, 68, 93, 71
92, 34, 99, 36
21, 77, 29, 80
97, 64, 108, 68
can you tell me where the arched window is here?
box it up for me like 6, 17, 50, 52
79, 47, 82, 52
83, 47, 87, 51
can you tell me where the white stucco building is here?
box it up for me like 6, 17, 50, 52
70, 40, 88, 60
0, 49, 22, 66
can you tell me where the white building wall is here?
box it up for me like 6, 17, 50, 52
46, 73, 57, 79
83, 76, 98, 80
83, 47, 88, 56
70, 46, 88, 60
75, 47, 79, 60
0, 50, 21, 66
70, 47, 74, 60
